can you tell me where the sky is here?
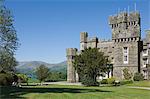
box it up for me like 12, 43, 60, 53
3, 0, 150, 63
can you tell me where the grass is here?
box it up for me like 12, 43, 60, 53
0, 81, 150, 99
126, 80, 150, 87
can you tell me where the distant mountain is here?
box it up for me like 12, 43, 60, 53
16, 61, 67, 77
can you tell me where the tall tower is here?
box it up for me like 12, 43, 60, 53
66, 48, 78, 82
109, 11, 142, 80
80, 32, 88, 50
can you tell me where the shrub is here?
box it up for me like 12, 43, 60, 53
107, 77, 115, 84
81, 75, 99, 86
120, 80, 133, 85
100, 79, 108, 84
123, 68, 132, 80
0, 73, 14, 86
133, 72, 144, 81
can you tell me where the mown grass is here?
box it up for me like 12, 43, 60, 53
126, 80, 150, 87
0, 81, 150, 99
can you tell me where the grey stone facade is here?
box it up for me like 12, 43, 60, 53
66, 11, 150, 82
141, 30, 150, 80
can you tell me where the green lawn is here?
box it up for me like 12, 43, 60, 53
0, 81, 150, 99
126, 80, 150, 87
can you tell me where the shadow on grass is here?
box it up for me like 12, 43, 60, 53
0, 86, 112, 99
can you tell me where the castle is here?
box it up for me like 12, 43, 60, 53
66, 10, 150, 82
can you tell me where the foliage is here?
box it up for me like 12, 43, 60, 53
100, 79, 108, 84
123, 68, 132, 80
46, 71, 66, 82
0, 0, 19, 72
107, 77, 115, 84
74, 48, 109, 86
0, 72, 14, 86
35, 65, 49, 83
133, 72, 144, 81
0, 51, 18, 72
17, 73, 28, 83
120, 80, 133, 85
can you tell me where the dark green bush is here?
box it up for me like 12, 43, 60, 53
133, 72, 144, 81
0, 73, 14, 86
100, 79, 108, 84
81, 75, 99, 86
120, 80, 133, 85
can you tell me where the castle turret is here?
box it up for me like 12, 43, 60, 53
66, 48, 78, 82
80, 32, 88, 50
109, 11, 142, 80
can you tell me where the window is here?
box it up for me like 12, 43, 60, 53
148, 44, 150, 48
143, 58, 148, 67
123, 47, 128, 64
124, 47, 128, 53
124, 56, 127, 61
143, 49, 148, 56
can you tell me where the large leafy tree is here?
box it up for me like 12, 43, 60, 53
0, 0, 19, 72
35, 65, 49, 83
74, 48, 109, 86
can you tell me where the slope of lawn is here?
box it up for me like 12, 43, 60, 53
1, 82, 150, 99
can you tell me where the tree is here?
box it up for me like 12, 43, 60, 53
35, 65, 49, 83
123, 68, 132, 80
73, 48, 109, 86
17, 73, 28, 85
0, 0, 19, 72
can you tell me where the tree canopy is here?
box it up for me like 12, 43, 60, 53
35, 65, 49, 83
0, 1, 19, 72
73, 48, 109, 86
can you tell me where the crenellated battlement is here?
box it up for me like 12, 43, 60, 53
80, 32, 88, 43
109, 11, 140, 39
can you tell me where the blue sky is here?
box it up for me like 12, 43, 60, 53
4, 0, 150, 63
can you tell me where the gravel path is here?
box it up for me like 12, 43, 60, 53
33, 81, 82, 86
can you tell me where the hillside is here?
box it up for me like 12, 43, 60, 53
16, 61, 67, 78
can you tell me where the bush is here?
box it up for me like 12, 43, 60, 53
123, 68, 132, 80
100, 79, 108, 84
0, 73, 14, 86
120, 80, 133, 85
81, 75, 99, 86
107, 77, 115, 84
133, 72, 144, 81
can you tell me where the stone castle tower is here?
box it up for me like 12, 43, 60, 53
66, 48, 78, 82
109, 11, 143, 80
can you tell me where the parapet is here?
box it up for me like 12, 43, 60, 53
128, 11, 140, 22
109, 15, 118, 25
117, 12, 128, 23
109, 11, 140, 25
66, 48, 78, 56
88, 37, 98, 42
